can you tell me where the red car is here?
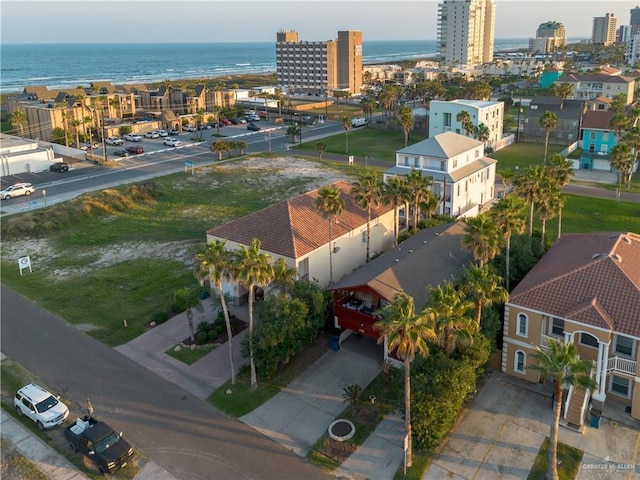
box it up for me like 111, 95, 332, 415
125, 146, 144, 155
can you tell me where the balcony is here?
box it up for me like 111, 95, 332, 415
607, 356, 637, 375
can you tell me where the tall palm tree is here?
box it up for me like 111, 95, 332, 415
234, 239, 274, 390
490, 196, 526, 290
272, 258, 297, 296
547, 156, 574, 239
342, 115, 352, 153
397, 104, 414, 147
352, 170, 383, 263
530, 340, 595, 480
536, 178, 560, 248
462, 214, 501, 267
539, 110, 559, 165
71, 119, 82, 149
383, 176, 409, 244
196, 240, 237, 385
515, 165, 546, 237
405, 168, 432, 230
456, 110, 473, 137
173, 287, 203, 343
497, 168, 515, 197
373, 293, 437, 468
459, 264, 508, 324
425, 281, 477, 356
10, 108, 27, 137
315, 186, 345, 285
473, 123, 491, 144
609, 143, 633, 203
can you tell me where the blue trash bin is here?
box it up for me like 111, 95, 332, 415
589, 410, 602, 428
330, 335, 340, 351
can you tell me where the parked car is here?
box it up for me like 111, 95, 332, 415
124, 134, 142, 142
220, 118, 232, 126
158, 130, 169, 137
50, 162, 69, 172
125, 146, 144, 154
84, 141, 100, 149
168, 128, 181, 135
14, 383, 69, 430
105, 136, 123, 146
1, 182, 35, 200
244, 114, 260, 122
163, 137, 181, 147
247, 123, 261, 131
182, 125, 197, 132
144, 131, 160, 139
113, 150, 130, 158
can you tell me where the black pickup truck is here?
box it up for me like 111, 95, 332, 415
64, 416, 134, 475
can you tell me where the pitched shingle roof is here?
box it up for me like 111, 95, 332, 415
509, 232, 640, 337
206, 180, 393, 259
328, 221, 474, 308
581, 111, 614, 130
559, 73, 634, 84
396, 132, 483, 159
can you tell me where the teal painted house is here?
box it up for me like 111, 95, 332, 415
540, 67, 563, 89
579, 111, 616, 171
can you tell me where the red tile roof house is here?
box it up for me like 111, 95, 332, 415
501, 232, 640, 429
327, 221, 474, 362
205, 180, 396, 305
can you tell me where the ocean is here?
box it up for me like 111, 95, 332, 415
1, 38, 557, 94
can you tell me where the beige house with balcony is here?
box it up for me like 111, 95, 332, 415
205, 180, 396, 304
502, 232, 640, 427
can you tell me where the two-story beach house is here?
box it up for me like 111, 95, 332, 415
502, 232, 640, 426
384, 132, 496, 218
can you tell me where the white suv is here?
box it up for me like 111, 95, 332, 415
1, 183, 35, 200
124, 134, 142, 142
14, 383, 69, 430
106, 136, 124, 146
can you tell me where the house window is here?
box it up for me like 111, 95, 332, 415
516, 313, 528, 337
590, 131, 596, 140
361, 231, 366, 244
453, 158, 457, 168
610, 375, 631, 398
514, 351, 526, 373
579, 333, 598, 348
614, 335, 634, 357
550, 317, 564, 337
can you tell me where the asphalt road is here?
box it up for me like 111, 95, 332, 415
0, 286, 330, 480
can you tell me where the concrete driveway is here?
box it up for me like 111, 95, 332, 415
424, 372, 640, 480
240, 346, 380, 457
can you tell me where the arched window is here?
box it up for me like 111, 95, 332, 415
514, 350, 526, 374
516, 313, 528, 338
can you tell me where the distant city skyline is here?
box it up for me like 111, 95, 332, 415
1, 0, 637, 44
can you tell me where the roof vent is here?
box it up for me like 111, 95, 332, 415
611, 253, 622, 262
395, 259, 400, 262
591, 253, 605, 259
423, 241, 427, 244
409, 250, 413, 253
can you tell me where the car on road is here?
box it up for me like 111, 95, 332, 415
50, 162, 70, 172
124, 134, 142, 142
144, 131, 160, 139
113, 150, 130, 158
158, 130, 169, 137
126, 146, 144, 155
163, 138, 181, 147
105, 136, 124, 146
247, 123, 261, 131
14, 383, 69, 430
1, 182, 35, 200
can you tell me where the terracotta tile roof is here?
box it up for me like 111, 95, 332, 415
206, 180, 393, 259
509, 232, 640, 337
328, 221, 474, 309
581, 110, 614, 130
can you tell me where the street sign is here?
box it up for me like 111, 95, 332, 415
185, 160, 194, 175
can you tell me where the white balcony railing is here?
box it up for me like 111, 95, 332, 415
607, 356, 637, 375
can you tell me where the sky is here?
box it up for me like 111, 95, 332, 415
1, 0, 638, 44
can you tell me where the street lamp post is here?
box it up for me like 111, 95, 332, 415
516, 101, 522, 143
42, 189, 47, 207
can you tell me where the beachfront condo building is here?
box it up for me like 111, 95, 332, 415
592, 13, 617, 46
276, 30, 362, 96
437, 0, 496, 66
529, 21, 567, 54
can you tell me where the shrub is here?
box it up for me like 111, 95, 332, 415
208, 330, 218, 342
216, 325, 225, 336
170, 303, 183, 314
196, 331, 208, 345
197, 320, 209, 334
151, 311, 169, 324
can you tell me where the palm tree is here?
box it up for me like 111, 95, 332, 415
405, 168, 432, 230
397, 104, 414, 147
315, 142, 326, 160
539, 111, 558, 165
497, 168, 515, 197
173, 287, 203, 343
490, 196, 526, 290
196, 240, 237, 385
609, 143, 633, 203
236, 141, 248, 156
425, 281, 477, 356
352, 170, 383, 263
536, 178, 560, 248
10, 108, 27, 137
459, 264, 508, 324
529, 340, 595, 480
515, 165, 546, 237
272, 258, 297, 296
462, 214, 501, 267
547, 156, 574, 239
234, 239, 274, 391
71, 119, 82, 149
286, 124, 300, 143
211, 139, 227, 161
456, 110, 473, 137
373, 293, 437, 468
382, 175, 409, 245
315, 186, 345, 285
342, 115, 352, 153
473, 123, 491, 144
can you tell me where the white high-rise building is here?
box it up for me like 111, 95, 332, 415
437, 0, 496, 66
592, 13, 617, 46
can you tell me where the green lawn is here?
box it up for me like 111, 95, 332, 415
490, 142, 566, 172
527, 438, 583, 480
166, 344, 215, 365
